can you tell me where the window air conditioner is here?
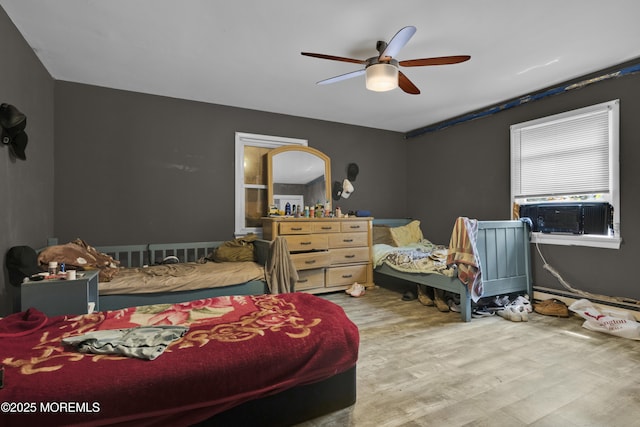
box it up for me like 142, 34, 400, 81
519, 203, 612, 235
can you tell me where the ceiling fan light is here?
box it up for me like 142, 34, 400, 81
365, 63, 398, 92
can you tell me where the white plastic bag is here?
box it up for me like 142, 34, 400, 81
568, 299, 640, 340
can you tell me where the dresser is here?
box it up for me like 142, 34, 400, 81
262, 217, 374, 294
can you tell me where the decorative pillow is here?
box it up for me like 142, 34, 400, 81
372, 225, 395, 246
389, 220, 424, 247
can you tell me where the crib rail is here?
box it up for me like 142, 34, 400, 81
95, 244, 151, 268
95, 242, 221, 268
147, 242, 220, 265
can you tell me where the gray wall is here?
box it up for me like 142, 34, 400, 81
406, 65, 640, 301
53, 82, 407, 246
0, 7, 55, 315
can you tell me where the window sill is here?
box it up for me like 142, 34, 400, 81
530, 232, 621, 249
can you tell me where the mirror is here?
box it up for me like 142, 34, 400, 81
267, 146, 331, 214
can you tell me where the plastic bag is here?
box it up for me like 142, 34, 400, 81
568, 298, 640, 340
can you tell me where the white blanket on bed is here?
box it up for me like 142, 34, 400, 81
373, 240, 456, 277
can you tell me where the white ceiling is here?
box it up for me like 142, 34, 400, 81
2, 1, 640, 133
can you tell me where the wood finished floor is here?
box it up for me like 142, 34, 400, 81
296, 285, 640, 427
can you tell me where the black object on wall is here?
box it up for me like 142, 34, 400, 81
332, 163, 360, 201
0, 103, 28, 160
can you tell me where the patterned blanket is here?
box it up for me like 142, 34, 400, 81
1, 293, 359, 426
373, 240, 456, 277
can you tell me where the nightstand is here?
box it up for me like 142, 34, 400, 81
21, 269, 100, 316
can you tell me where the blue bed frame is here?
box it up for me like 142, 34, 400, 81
373, 219, 533, 322
93, 240, 271, 311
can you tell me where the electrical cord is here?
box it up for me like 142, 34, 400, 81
535, 242, 640, 305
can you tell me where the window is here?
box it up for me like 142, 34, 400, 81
510, 99, 620, 249
235, 132, 307, 236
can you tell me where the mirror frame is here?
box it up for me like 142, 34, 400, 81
267, 145, 331, 211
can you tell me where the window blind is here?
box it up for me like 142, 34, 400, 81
511, 105, 611, 199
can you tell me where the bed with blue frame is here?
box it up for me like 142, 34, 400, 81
94, 240, 272, 311
34, 239, 271, 312
372, 218, 533, 322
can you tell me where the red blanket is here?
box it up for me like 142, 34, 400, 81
1, 293, 359, 426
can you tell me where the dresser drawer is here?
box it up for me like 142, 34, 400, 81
279, 222, 314, 234
295, 269, 325, 290
291, 251, 331, 271
326, 264, 368, 287
329, 247, 370, 265
341, 221, 368, 233
328, 232, 368, 248
285, 234, 328, 252
312, 222, 341, 233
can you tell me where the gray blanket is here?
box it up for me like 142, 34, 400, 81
62, 325, 188, 360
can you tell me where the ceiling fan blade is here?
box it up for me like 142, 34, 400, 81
317, 69, 366, 85
398, 72, 420, 95
399, 55, 471, 67
380, 26, 416, 60
301, 52, 366, 65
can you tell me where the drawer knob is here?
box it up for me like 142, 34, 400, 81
345, 254, 355, 258
350, 225, 361, 229
291, 227, 303, 231
343, 239, 353, 243
298, 279, 308, 283
321, 226, 332, 230
305, 260, 316, 264
300, 241, 312, 245
342, 274, 353, 278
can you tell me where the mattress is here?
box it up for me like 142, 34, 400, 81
98, 261, 265, 295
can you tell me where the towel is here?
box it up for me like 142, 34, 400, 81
446, 217, 483, 302
265, 237, 299, 294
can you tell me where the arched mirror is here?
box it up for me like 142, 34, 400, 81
267, 146, 331, 213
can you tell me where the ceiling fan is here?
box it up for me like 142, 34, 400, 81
301, 26, 470, 95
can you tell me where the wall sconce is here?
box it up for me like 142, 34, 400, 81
365, 63, 398, 92
0, 103, 28, 160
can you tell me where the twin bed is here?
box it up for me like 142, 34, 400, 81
96, 240, 272, 311
372, 218, 533, 321
35, 239, 273, 311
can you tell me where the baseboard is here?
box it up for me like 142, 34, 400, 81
533, 286, 640, 322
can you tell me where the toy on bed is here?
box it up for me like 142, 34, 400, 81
34, 236, 278, 311
372, 218, 533, 322
0, 292, 359, 426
